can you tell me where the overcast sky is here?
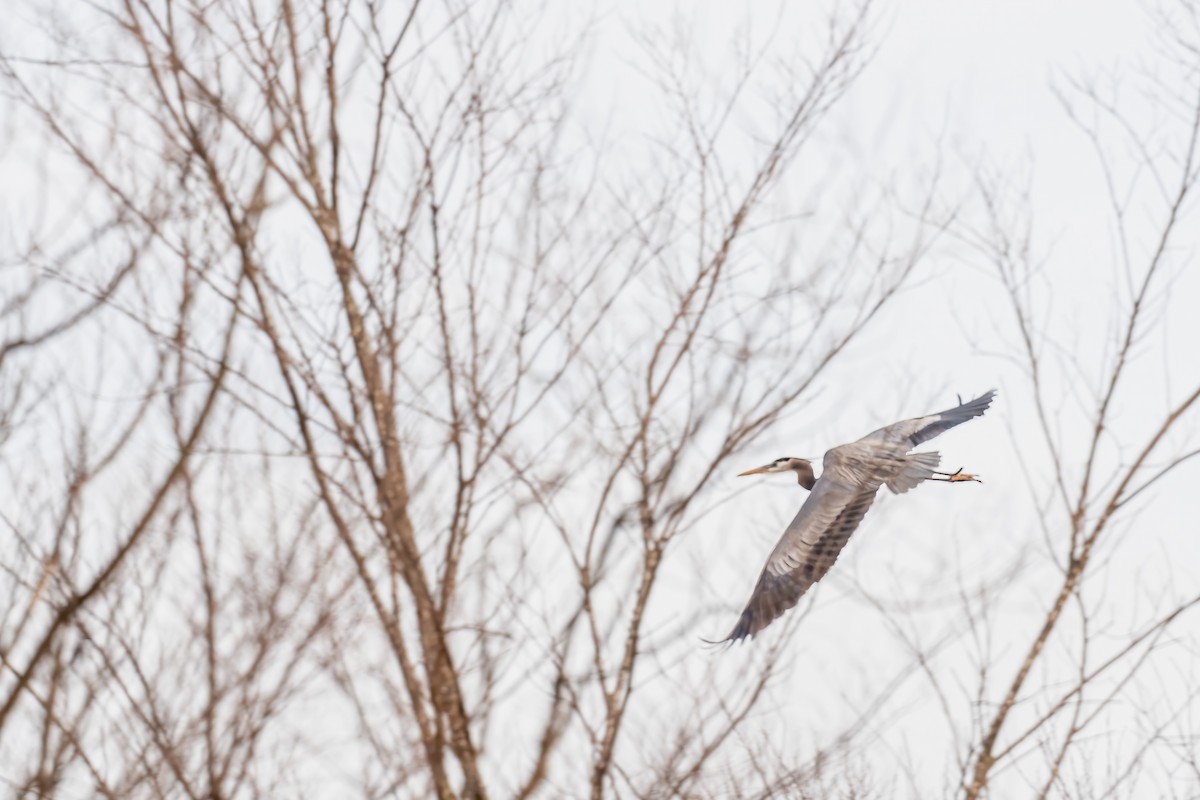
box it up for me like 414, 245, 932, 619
3, 0, 1199, 796
565, 1, 1200, 794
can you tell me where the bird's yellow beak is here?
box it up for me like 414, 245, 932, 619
737, 464, 773, 477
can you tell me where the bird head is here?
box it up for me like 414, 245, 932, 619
738, 457, 816, 489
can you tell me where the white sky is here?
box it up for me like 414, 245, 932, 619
4, 0, 1199, 796
563, 1, 1200, 795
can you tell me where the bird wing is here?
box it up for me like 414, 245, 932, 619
722, 446, 890, 642
720, 391, 996, 643
863, 389, 996, 448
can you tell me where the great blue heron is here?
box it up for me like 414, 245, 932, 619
717, 390, 996, 643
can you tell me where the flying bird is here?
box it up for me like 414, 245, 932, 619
717, 390, 996, 643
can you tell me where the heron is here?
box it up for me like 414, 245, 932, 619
716, 390, 996, 643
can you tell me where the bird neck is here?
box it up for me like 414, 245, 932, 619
794, 463, 816, 490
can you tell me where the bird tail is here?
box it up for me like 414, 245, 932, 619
886, 451, 941, 494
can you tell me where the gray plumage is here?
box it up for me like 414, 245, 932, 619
721, 390, 996, 643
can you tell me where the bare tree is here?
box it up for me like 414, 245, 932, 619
939, 3, 1200, 796
8, 0, 1200, 798
0, 1, 955, 797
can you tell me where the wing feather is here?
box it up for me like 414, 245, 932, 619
723, 457, 882, 642
865, 389, 996, 447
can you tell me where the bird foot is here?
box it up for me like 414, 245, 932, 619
930, 467, 981, 483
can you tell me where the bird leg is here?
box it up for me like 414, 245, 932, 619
929, 467, 981, 483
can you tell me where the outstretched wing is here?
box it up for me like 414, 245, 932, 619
721, 443, 899, 643
722, 479, 876, 642
864, 389, 996, 447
